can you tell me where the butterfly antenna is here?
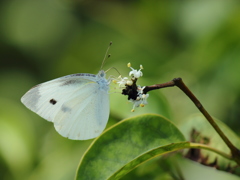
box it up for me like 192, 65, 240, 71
101, 41, 112, 70
105, 67, 121, 76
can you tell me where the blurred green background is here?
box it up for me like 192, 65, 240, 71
1, 0, 240, 179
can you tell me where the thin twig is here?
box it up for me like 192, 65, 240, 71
143, 78, 240, 165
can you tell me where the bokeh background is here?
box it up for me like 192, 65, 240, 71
1, 0, 240, 179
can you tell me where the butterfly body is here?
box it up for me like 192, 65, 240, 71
21, 70, 110, 140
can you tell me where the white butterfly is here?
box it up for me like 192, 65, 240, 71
21, 70, 110, 140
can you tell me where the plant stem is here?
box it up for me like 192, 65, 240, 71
189, 143, 232, 161
143, 78, 240, 165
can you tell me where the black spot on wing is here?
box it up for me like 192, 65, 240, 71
73, 73, 96, 77
64, 73, 96, 78
50, 99, 57, 105
61, 80, 77, 86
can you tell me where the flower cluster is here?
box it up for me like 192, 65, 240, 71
128, 87, 149, 112
114, 63, 149, 112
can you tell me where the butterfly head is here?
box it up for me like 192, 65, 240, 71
98, 70, 106, 78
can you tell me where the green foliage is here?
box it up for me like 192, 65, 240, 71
1, 0, 240, 179
180, 114, 240, 172
76, 114, 240, 179
176, 156, 240, 180
76, 114, 186, 180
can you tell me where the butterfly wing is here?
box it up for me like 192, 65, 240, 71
54, 82, 109, 140
21, 73, 109, 140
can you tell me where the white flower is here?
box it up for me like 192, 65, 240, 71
116, 76, 129, 87
129, 86, 149, 112
126, 80, 133, 86
128, 63, 143, 79
115, 62, 149, 112
113, 63, 143, 86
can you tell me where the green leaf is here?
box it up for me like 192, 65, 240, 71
178, 156, 240, 180
75, 114, 186, 180
179, 114, 240, 169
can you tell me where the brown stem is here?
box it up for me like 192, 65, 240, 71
143, 81, 175, 92
143, 78, 240, 165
